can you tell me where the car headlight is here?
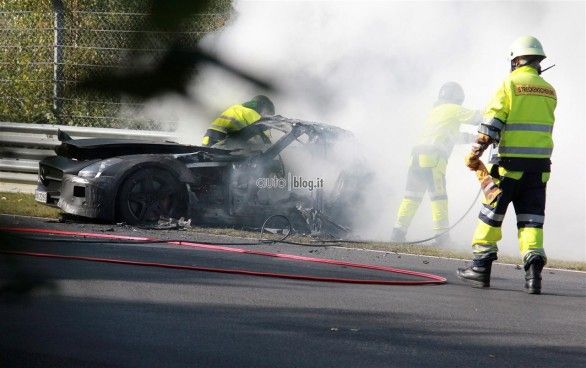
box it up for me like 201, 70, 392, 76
78, 158, 123, 179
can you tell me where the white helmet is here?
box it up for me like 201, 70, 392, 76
509, 36, 546, 61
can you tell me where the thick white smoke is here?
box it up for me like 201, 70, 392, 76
156, 1, 585, 262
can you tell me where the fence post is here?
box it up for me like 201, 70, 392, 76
52, 0, 65, 124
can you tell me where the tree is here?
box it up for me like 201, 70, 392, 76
0, 0, 232, 128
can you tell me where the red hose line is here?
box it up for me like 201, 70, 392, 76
1, 250, 439, 285
2, 227, 150, 241
0, 227, 447, 285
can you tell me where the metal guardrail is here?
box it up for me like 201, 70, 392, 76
0, 122, 176, 140
0, 121, 177, 191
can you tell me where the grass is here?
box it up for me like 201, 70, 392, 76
1, 192, 584, 271
331, 241, 586, 271
0, 192, 61, 218
185, 226, 586, 271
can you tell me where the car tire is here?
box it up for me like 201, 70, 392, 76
116, 167, 187, 225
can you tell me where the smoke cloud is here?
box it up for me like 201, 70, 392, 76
153, 1, 585, 262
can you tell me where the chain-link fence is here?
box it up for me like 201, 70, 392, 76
0, 0, 230, 130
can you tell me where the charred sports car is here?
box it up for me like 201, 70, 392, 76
35, 116, 370, 235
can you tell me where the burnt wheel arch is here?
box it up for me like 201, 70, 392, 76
115, 166, 187, 225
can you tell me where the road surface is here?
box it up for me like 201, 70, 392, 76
1, 215, 584, 367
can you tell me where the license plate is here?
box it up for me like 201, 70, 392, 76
35, 189, 48, 203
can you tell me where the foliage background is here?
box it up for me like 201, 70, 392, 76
0, 0, 231, 129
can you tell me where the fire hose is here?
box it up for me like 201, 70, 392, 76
309, 147, 498, 246
0, 227, 446, 286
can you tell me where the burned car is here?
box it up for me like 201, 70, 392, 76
36, 116, 370, 235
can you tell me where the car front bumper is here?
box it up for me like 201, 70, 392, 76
36, 173, 117, 221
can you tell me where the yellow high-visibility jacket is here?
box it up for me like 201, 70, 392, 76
412, 103, 479, 168
484, 65, 556, 161
202, 104, 261, 146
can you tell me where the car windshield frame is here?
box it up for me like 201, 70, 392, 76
210, 116, 353, 154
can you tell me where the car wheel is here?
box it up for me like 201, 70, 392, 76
116, 168, 187, 225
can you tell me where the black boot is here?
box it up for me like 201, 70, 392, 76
524, 255, 545, 294
457, 253, 497, 288
390, 228, 406, 243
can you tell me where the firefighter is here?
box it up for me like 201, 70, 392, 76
390, 82, 481, 244
201, 95, 275, 146
457, 36, 556, 294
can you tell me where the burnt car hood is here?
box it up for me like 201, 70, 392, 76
55, 138, 231, 160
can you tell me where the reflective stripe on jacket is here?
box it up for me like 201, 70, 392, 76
413, 103, 479, 167
208, 104, 262, 135
484, 66, 557, 160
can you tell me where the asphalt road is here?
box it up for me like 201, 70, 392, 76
1, 215, 585, 367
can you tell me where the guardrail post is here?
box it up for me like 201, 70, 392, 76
52, 0, 65, 124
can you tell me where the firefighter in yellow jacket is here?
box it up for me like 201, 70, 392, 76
458, 36, 556, 294
201, 95, 275, 147
390, 82, 481, 244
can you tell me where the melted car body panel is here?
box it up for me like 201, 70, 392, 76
36, 116, 370, 236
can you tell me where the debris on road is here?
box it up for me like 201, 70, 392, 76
151, 217, 192, 230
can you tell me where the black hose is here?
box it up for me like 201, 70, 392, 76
311, 147, 493, 246
260, 214, 292, 243
301, 189, 483, 246
3, 172, 483, 249
400, 188, 481, 245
